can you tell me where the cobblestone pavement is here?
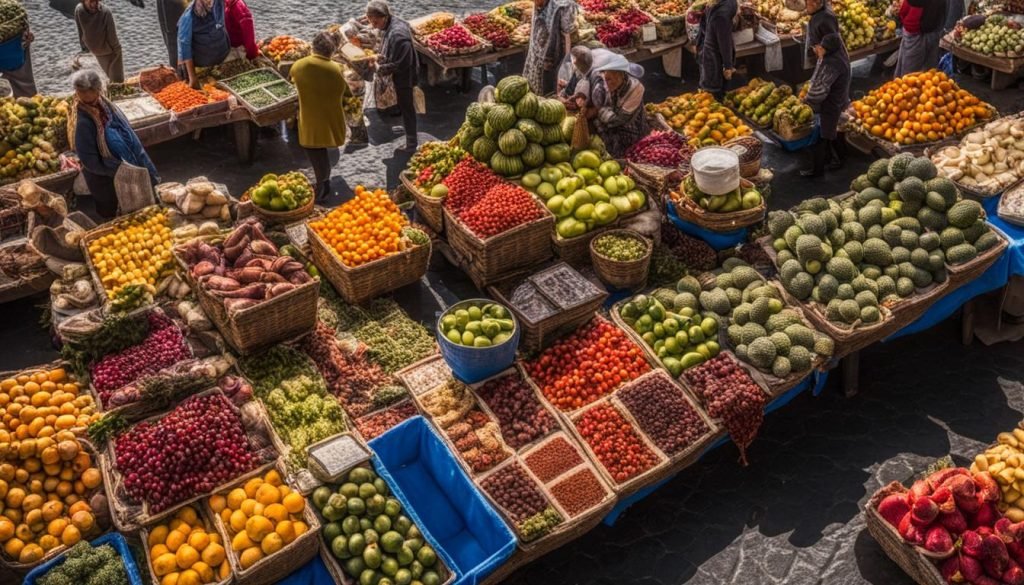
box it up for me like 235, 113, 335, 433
10, 3, 1024, 582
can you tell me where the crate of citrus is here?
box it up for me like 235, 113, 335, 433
306, 186, 431, 304
81, 206, 175, 313
141, 504, 231, 585
0, 363, 107, 573
646, 91, 753, 148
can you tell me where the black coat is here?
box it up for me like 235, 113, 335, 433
697, 0, 737, 94
804, 5, 850, 140
377, 17, 418, 89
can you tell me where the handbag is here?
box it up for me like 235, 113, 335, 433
373, 74, 398, 110
114, 161, 155, 215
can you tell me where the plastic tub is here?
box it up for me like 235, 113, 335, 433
0, 35, 25, 71
436, 299, 521, 384
690, 147, 740, 196
370, 416, 517, 585
24, 533, 144, 585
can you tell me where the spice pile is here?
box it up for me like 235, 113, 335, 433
420, 379, 512, 473
355, 400, 418, 440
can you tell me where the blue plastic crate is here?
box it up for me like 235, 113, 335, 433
436, 299, 521, 384
0, 35, 25, 71
665, 199, 748, 250
773, 117, 820, 152
370, 416, 516, 585
24, 532, 144, 585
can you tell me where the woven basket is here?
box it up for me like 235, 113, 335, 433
864, 482, 948, 585
306, 224, 430, 305
670, 177, 766, 232
843, 104, 998, 157
774, 120, 813, 143
443, 206, 554, 287
626, 161, 684, 213
140, 504, 231, 585
400, 170, 444, 233
724, 136, 763, 178
206, 459, 321, 585
923, 139, 1009, 200
551, 223, 611, 266
946, 224, 1010, 286
0, 268, 54, 304
30, 167, 80, 196
251, 197, 314, 225
589, 229, 653, 290
999, 182, 1024, 227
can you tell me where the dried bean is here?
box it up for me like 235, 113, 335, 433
480, 463, 549, 523
618, 373, 710, 457
477, 372, 557, 450
549, 468, 608, 517
524, 436, 583, 483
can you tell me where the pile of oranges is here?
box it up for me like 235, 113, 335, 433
147, 505, 229, 585
86, 208, 174, 299
260, 36, 311, 63
851, 70, 994, 145
309, 186, 410, 268
210, 468, 309, 571
646, 92, 751, 147
0, 367, 103, 565
153, 81, 211, 113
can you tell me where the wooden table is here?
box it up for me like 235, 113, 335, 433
414, 42, 529, 91
621, 37, 691, 77
940, 34, 1024, 90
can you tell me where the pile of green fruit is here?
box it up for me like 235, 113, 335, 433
248, 171, 313, 211
439, 301, 516, 348
0, 96, 68, 183
772, 95, 815, 133
521, 149, 647, 238
724, 79, 793, 128
618, 290, 721, 377
592, 232, 648, 262
959, 15, 1024, 57
0, 0, 27, 44
315, 466, 446, 585
407, 141, 468, 192
457, 75, 572, 177
679, 174, 762, 213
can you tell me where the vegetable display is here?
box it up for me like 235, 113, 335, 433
955, 14, 1024, 57
480, 463, 562, 541
102, 355, 233, 411
247, 171, 313, 212
684, 354, 767, 464
753, 0, 807, 35
355, 401, 418, 441
426, 24, 483, 53
322, 294, 438, 374
548, 468, 608, 517
525, 436, 584, 483
407, 141, 468, 192
441, 158, 504, 215
676, 173, 763, 213
420, 379, 512, 473
661, 228, 718, 272
86, 207, 174, 301
525, 317, 651, 412
724, 79, 800, 128
0, 366, 104, 564
0, 0, 27, 43
314, 466, 446, 585
211, 468, 310, 570
972, 429, 1024, 522
146, 505, 229, 583
438, 301, 515, 347
646, 92, 752, 147
413, 12, 455, 36
35, 540, 129, 585
834, 0, 877, 49
152, 82, 216, 113
625, 131, 689, 168
595, 8, 651, 47
157, 179, 231, 223
930, 117, 1024, 194
849, 70, 994, 145
575, 403, 660, 483
90, 311, 190, 398
455, 181, 547, 239
477, 370, 558, 450
0, 96, 68, 184
221, 69, 282, 93
592, 232, 648, 261
618, 292, 722, 377
309, 186, 414, 267
259, 36, 311, 63
617, 372, 711, 457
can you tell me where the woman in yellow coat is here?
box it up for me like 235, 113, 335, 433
291, 32, 352, 202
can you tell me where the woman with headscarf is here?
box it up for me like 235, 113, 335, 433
524, 0, 578, 95
801, 0, 851, 177
366, 0, 419, 152
69, 70, 159, 219
177, 0, 230, 87
588, 54, 649, 158
697, 0, 738, 101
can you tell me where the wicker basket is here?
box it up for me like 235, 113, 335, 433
669, 177, 767, 232
945, 224, 1010, 287
999, 182, 1024, 227
864, 482, 948, 585
443, 206, 554, 287
206, 460, 321, 585
923, 139, 1010, 200
589, 229, 653, 290
307, 224, 430, 305
251, 197, 314, 225
551, 224, 610, 266
140, 504, 231, 585
400, 170, 444, 233
0, 268, 54, 304
30, 167, 80, 196
626, 161, 684, 213
724, 136, 763, 178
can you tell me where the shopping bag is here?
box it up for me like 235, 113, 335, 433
374, 74, 398, 110
413, 87, 426, 114
114, 161, 155, 214
571, 111, 590, 151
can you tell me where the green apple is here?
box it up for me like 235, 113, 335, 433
625, 190, 646, 210
546, 195, 566, 216
598, 160, 621, 178
577, 168, 599, 185
603, 176, 620, 196
521, 172, 542, 189
556, 176, 578, 196
536, 182, 556, 199
574, 203, 595, 221
572, 150, 602, 170
556, 217, 587, 238
539, 167, 563, 184
571, 189, 593, 205
610, 196, 632, 214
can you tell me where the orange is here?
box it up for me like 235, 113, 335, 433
231, 531, 254, 552
243, 478, 263, 499
201, 542, 225, 566
165, 528, 187, 553
175, 544, 200, 569
260, 532, 284, 556
209, 494, 227, 514
263, 503, 288, 524
255, 484, 280, 506
151, 544, 170, 559
263, 469, 282, 487
282, 492, 305, 515
239, 546, 263, 570
160, 574, 179, 585
229, 510, 248, 533
245, 515, 274, 542
275, 520, 296, 544
175, 506, 199, 527
188, 530, 210, 552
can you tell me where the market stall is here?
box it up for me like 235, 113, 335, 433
941, 13, 1024, 90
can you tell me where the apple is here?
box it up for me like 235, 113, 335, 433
574, 203, 595, 221
540, 167, 563, 184
594, 202, 618, 225
577, 168, 600, 185
536, 182, 556, 199
572, 150, 602, 170
521, 172, 542, 189
610, 196, 632, 214
625, 190, 646, 211
556, 217, 587, 238
603, 176, 621, 196
598, 160, 622, 178
547, 195, 566, 216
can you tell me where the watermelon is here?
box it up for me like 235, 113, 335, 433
540, 124, 564, 146
521, 143, 545, 168
472, 137, 498, 163
490, 152, 525, 176
459, 125, 482, 150
487, 104, 517, 132
498, 129, 527, 156
516, 119, 543, 143
484, 120, 500, 140
496, 76, 530, 105
515, 93, 539, 119
466, 102, 486, 126
535, 98, 566, 125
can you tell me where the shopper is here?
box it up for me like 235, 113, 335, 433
524, 0, 578, 96
895, 0, 947, 76
69, 70, 159, 219
697, 0, 738, 101
366, 0, 419, 151
177, 0, 231, 87
224, 0, 258, 60
75, 0, 124, 83
158, 0, 188, 69
0, 10, 36, 98
801, 0, 851, 177
291, 32, 352, 203
589, 54, 649, 158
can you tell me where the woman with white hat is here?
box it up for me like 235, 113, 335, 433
588, 53, 648, 158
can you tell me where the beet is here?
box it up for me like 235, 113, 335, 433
962, 530, 985, 558
981, 534, 1010, 577
940, 509, 968, 535
940, 556, 963, 584
877, 493, 911, 528
924, 525, 954, 555
911, 496, 940, 527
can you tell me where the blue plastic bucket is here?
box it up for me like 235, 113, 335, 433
0, 36, 25, 72
436, 298, 520, 384
24, 532, 144, 585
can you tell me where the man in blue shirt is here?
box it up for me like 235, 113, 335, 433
177, 0, 230, 87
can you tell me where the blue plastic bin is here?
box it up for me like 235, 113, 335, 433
24, 532, 144, 585
666, 199, 749, 250
774, 117, 820, 152
0, 35, 25, 72
436, 299, 521, 384
370, 417, 516, 585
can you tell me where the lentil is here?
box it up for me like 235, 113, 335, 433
524, 435, 583, 483
549, 468, 609, 517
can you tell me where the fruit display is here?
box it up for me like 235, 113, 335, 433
426, 24, 484, 54
754, 0, 807, 35
462, 13, 513, 49
520, 150, 647, 239
420, 378, 512, 473
849, 70, 994, 145
661, 228, 718, 271
85, 207, 174, 301
152, 82, 217, 113
113, 392, 263, 513
246, 171, 313, 212
35, 540, 130, 585
452, 181, 548, 239
676, 173, 763, 213
156, 179, 231, 223
592, 232, 648, 261
833, 0, 876, 50
0, 0, 28, 43
638, 0, 687, 17
441, 158, 504, 215
259, 36, 311, 63
101, 354, 234, 413
413, 12, 456, 37
477, 370, 558, 450
438, 301, 515, 348
955, 14, 1024, 57
90, 311, 189, 397
930, 117, 1024, 194
683, 353, 767, 464
625, 130, 690, 168
313, 466, 447, 585
354, 401, 418, 441
309, 186, 416, 267
773, 95, 816, 136
407, 141, 468, 192
0, 96, 68, 183
595, 8, 651, 47
574, 402, 661, 484
646, 92, 752, 148
480, 462, 562, 542
616, 371, 712, 457
145, 505, 229, 583
548, 467, 610, 517
211, 468, 311, 571
524, 436, 584, 483
457, 75, 571, 177
240, 345, 347, 468
524, 317, 651, 412
0, 366, 105, 565
972, 428, 1024, 522
724, 79, 794, 128
617, 292, 722, 377
178, 220, 315, 314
